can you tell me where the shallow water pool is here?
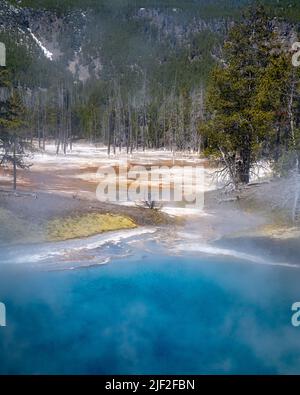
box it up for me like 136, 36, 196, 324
0, 239, 300, 374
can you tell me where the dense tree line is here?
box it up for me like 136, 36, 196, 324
2, 1, 300, 193
15, 79, 205, 154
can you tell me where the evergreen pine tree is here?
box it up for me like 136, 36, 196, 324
204, 4, 276, 186
0, 67, 28, 190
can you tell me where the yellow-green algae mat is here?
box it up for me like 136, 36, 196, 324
47, 213, 137, 242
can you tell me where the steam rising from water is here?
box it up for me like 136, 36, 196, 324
1, 223, 298, 271
174, 241, 298, 269
0, 228, 157, 270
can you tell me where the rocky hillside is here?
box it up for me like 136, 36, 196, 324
0, 0, 242, 89
1, 0, 300, 88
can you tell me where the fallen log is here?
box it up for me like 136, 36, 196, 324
0, 189, 37, 199
218, 196, 240, 204
247, 181, 270, 187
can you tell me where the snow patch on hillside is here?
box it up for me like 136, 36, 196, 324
28, 29, 53, 61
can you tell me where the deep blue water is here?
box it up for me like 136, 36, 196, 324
0, 248, 300, 374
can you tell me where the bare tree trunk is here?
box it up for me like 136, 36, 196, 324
107, 112, 111, 156
13, 136, 17, 191
288, 70, 299, 171
292, 174, 300, 222
287, 70, 300, 222
127, 102, 131, 155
